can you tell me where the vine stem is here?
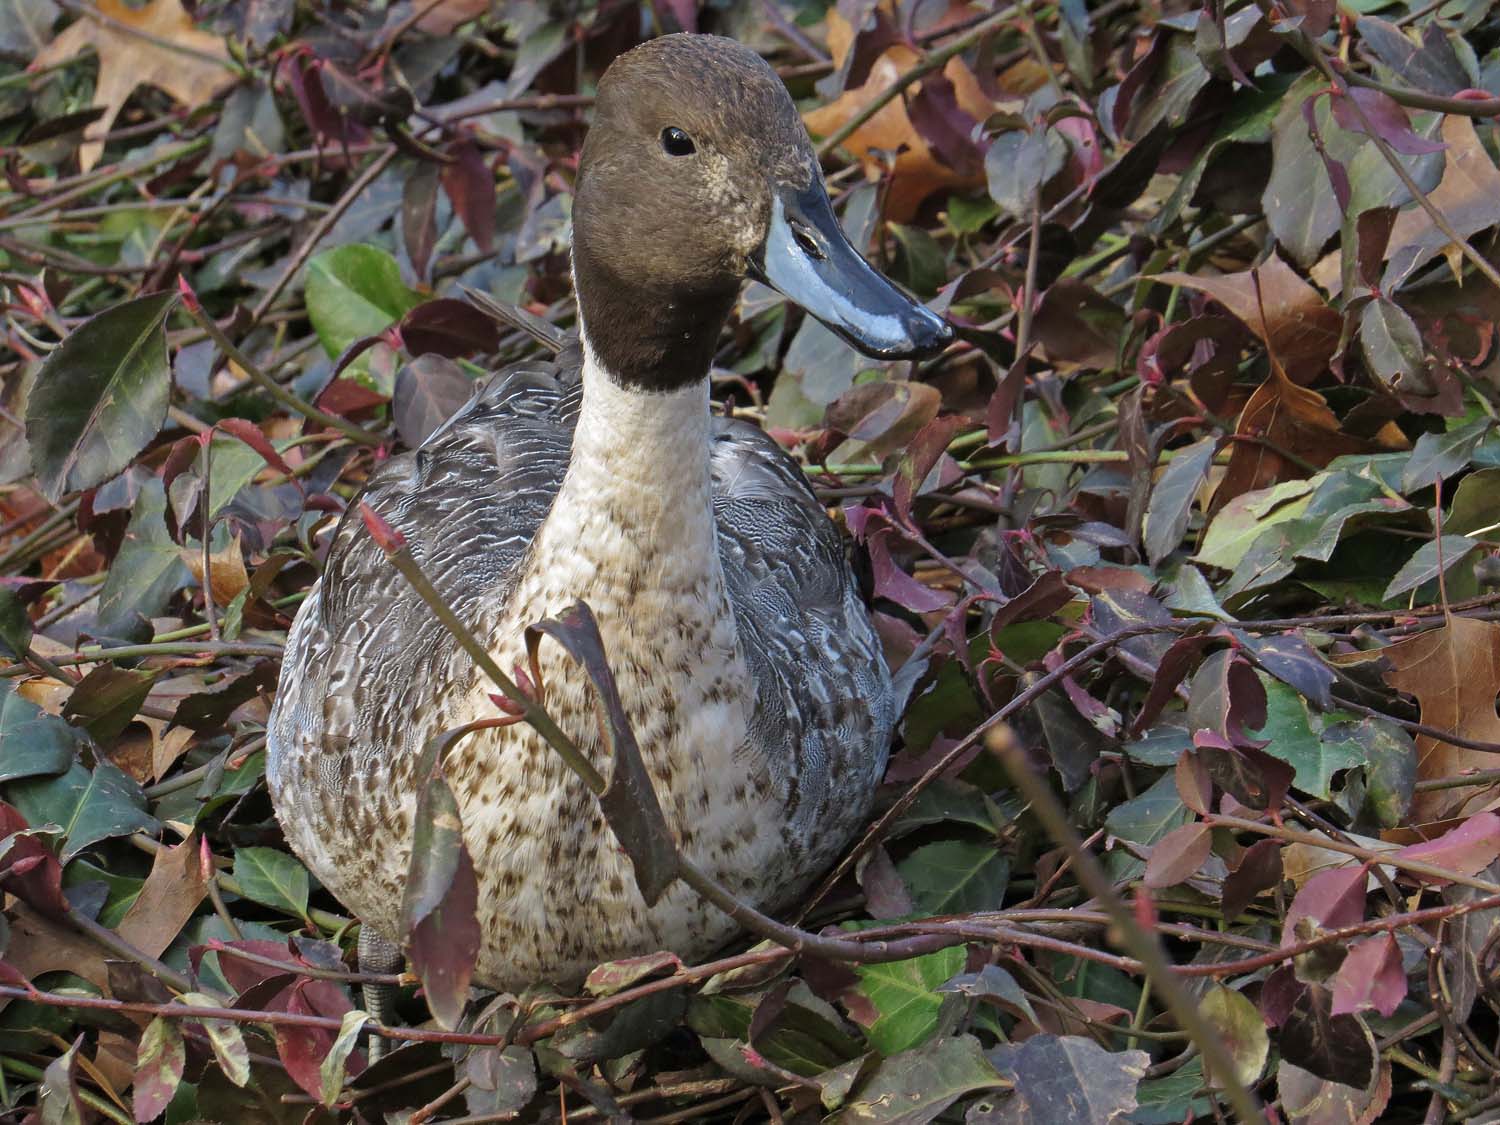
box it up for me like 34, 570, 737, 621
247, 147, 398, 329
180, 297, 381, 448
1001, 745, 1266, 1121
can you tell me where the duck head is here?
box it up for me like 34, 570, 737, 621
572, 34, 953, 391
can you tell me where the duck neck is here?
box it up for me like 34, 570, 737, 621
547, 332, 720, 574
570, 244, 737, 392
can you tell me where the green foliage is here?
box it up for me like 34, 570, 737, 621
6, 0, 1500, 1119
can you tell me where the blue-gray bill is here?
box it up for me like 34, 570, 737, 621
751, 181, 954, 361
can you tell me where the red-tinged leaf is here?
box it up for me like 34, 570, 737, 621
0, 802, 69, 920
893, 415, 967, 523
1133, 634, 1213, 735
1331, 934, 1406, 1018
282, 51, 368, 147
398, 299, 501, 359
212, 939, 300, 995
867, 527, 952, 613
1331, 88, 1446, 156
316, 375, 387, 416
1393, 813, 1500, 882
159, 434, 201, 494
441, 138, 495, 253
277, 982, 339, 1100
403, 163, 441, 281
1301, 92, 1351, 212
1223, 838, 1283, 921
583, 951, 682, 997
1185, 649, 1267, 746
133, 1016, 185, 1123
215, 417, 294, 479
907, 74, 985, 177
1175, 750, 1213, 815
359, 501, 406, 553
1283, 865, 1368, 947
401, 727, 483, 1029
1143, 821, 1212, 888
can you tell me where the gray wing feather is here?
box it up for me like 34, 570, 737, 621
710, 418, 894, 847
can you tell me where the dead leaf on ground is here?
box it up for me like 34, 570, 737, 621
1313, 115, 1500, 296
30, 0, 237, 172
0, 903, 111, 1008
804, 4, 1045, 221
1331, 615, 1500, 824
182, 531, 249, 605
1212, 365, 1404, 510
116, 833, 208, 958
1154, 254, 1342, 384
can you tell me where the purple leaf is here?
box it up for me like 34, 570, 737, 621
401, 727, 483, 1029
398, 299, 502, 359
1283, 865, 1368, 947
441, 138, 496, 254
907, 74, 985, 177
403, 163, 441, 281
393, 355, 474, 448
1331, 88, 1446, 156
867, 526, 952, 613
1331, 934, 1406, 1017
1393, 813, 1500, 882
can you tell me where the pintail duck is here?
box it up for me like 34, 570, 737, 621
267, 33, 952, 993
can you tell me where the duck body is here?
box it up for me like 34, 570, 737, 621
267, 34, 949, 991
269, 339, 893, 987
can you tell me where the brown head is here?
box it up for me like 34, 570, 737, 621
573, 34, 951, 391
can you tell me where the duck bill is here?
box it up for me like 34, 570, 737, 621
751, 181, 953, 361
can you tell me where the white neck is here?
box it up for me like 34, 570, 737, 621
519, 333, 722, 599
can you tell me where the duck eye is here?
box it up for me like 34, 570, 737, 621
660, 127, 696, 157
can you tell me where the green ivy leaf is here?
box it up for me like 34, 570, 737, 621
898, 840, 1009, 915
305, 245, 422, 358
7, 759, 156, 862
0, 681, 83, 784
25, 290, 177, 501
850, 944, 965, 1055
827, 1034, 1005, 1123
231, 846, 310, 919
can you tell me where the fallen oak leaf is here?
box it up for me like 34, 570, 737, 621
1211, 364, 1404, 511
1153, 254, 1342, 385
1330, 616, 1500, 823
804, 4, 1043, 221
30, 0, 238, 172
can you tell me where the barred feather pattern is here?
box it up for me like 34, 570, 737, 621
267, 338, 894, 989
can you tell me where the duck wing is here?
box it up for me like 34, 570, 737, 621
709, 419, 894, 851
268, 350, 581, 802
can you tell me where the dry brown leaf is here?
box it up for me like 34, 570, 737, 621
182, 531, 249, 605
804, 5, 1042, 221
152, 724, 196, 782
0, 903, 111, 1006
1211, 365, 1400, 510
31, 0, 236, 172
116, 833, 209, 958
414, 0, 489, 34
93, 1031, 138, 1101
1154, 254, 1343, 384
1312, 115, 1500, 296
1360, 616, 1500, 824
